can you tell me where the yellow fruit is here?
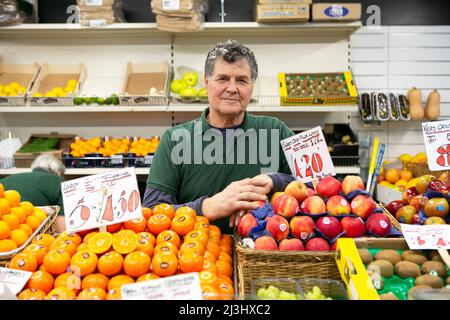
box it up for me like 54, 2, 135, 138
66, 79, 78, 88
9, 82, 21, 90
398, 153, 413, 164
10, 229, 28, 247
33, 92, 43, 97
405, 177, 420, 190
44, 92, 55, 97
385, 169, 400, 184
378, 181, 391, 187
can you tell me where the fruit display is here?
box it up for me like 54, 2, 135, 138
359, 248, 450, 300
12, 204, 234, 300
17, 138, 60, 153
303, 285, 333, 300
73, 94, 120, 106
32, 79, 78, 98
170, 67, 207, 102
0, 183, 49, 253
0, 82, 27, 97
238, 175, 399, 252
256, 285, 302, 300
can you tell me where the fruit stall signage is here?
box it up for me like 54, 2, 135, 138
401, 224, 450, 250
62, 167, 142, 233
422, 120, 450, 171
121, 272, 203, 300
281, 126, 335, 183
0, 267, 32, 296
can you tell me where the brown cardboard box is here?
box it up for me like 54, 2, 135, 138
0, 63, 40, 106
312, 3, 361, 21
256, 3, 310, 22
77, 0, 115, 6
257, 0, 311, 4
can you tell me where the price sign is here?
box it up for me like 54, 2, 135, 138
0, 267, 32, 296
162, 0, 180, 10
401, 224, 450, 250
281, 126, 335, 183
422, 120, 450, 171
62, 167, 142, 233
121, 273, 203, 300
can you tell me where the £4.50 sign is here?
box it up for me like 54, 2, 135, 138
281, 126, 335, 183
62, 167, 142, 233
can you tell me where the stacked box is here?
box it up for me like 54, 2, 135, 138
151, 0, 208, 32
255, 0, 310, 23
77, 0, 116, 27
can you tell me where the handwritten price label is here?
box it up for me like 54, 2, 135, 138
422, 120, 450, 171
281, 126, 335, 183
401, 224, 450, 250
62, 167, 142, 233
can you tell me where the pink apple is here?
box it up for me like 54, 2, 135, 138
279, 238, 304, 251
266, 215, 290, 241
316, 216, 342, 239
300, 196, 326, 215
316, 176, 342, 198
326, 195, 351, 215
306, 188, 316, 197
366, 213, 392, 237
237, 213, 258, 237
254, 236, 278, 250
284, 181, 308, 204
290, 215, 315, 241
341, 216, 366, 238
341, 175, 365, 195
273, 194, 299, 219
305, 238, 330, 251
350, 195, 377, 219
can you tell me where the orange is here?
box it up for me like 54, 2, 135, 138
9, 252, 37, 272
206, 242, 221, 259
24, 243, 48, 265
123, 251, 151, 278
82, 231, 99, 244
220, 234, 233, 247
194, 222, 210, 233
154, 241, 178, 257
218, 251, 233, 265
217, 280, 235, 299
46, 287, 77, 300
43, 249, 71, 275
156, 230, 181, 248
0, 220, 11, 240
399, 170, 413, 182
385, 168, 400, 184
0, 239, 17, 252
112, 230, 138, 254
0, 198, 11, 215
202, 259, 217, 274
98, 251, 124, 277
153, 203, 175, 220
88, 231, 113, 254
184, 229, 209, 247
203, 250, 217, 263
135, 238, 154, 256
107, 275, 134, 290
10, 207, 26, 224
195, 216, 210, 225
2, 213, 19, 230
106, 222, 122, 233
136, 273, 160, 282
76, 243, 90, 252
147, 214, 171, 236
27, 270, 54, 294
81, 273, 109, 291
106, 288, 122, 300
151, 253, 178, 277
198, 270, 219, 287
171, 212, 195, 236
219, 243, 232, 256
18, 288, 46, 300
77, 287, 106, 300
200, 284, 221, 300
19, 223, 33, 237
175, 206, 197, 220
32, 233, 55, 247
57, 231, 82, 246
217, 274, 233, 286
54, 272, 81, 293
26, 215, 41, 231
0, 183, 3, 198
4, 189, 21, 207
32, 208, 47, 224
208, 225, 222, 238
20, 201, 34, 216
123, 216, 147, 233
179, 251, 203, 273
137, 232, 156, 246
142, 207, 153, 220
70, 251, 98, 277
49, 238, 77, 257
10, 228, 28, 247
180, 239, 205, 256
216, 259, 233, 277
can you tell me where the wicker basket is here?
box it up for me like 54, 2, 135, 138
0, 206, 59, 267
378, 202, 401, 232
406, 162, 448, 178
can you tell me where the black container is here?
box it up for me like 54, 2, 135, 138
127, 153, 153, 168
324, 124, 359, 166
63, 152, 98, 168
97, 153, 126, 168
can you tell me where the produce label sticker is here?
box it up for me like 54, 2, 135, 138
281, 126, 335, 183
85, 0, 103, 6
62, 167, 142, 233
421, 120, 450, 171
401, 224, 450, 250
121, 273, 202, 300
0, 267, 32, 296
163, 0, 180, 11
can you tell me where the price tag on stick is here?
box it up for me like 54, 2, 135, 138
422, 120, 450, 171
281, 126, 335, 183
62, 167, 142, 233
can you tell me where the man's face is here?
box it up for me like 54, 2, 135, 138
204, 58, 254, 116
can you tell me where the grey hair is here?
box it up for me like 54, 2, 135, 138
31, 153, 66, 177
204, 40, 258, 81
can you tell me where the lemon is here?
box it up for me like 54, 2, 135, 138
0, 85, 3, 91
58, 92, 67, 97
64, 86, 74, 94
33, 92, 43, 97
44, 92, 55, 97
66, 79, 78, 88
51, 86, 65, 96
17, 86, 26, 95
9, 82, 21, 90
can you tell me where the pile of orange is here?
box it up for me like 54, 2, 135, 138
0, 183, 47, 252
14, 204, 233, 300
129, 137, 160, 157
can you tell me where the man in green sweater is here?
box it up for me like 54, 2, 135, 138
144, 40, 295, 234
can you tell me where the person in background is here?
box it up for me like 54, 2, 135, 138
0, 153, 66, 232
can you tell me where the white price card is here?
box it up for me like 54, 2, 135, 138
85, 0, 103, 6
89, 19, 108, 28
162, 0, 180, 11
121, 273, 203, 300
281, 126, 335, 183
0, 267, 32, 296
401, 224, 450, 250
422, 120, 450, 171
62, 167, 142, 233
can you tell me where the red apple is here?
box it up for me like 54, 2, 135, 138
402, 187, 419, 205
237, 213, 258, 237
428, 180, 445, 192
331, 241, 338, 251
350, 195, 377, 219
385, 200, 404, 216
266, 215, 290, 241
326, 195, 351, 215
409, 195, 429, 212
316, 176, 342, 198
279, 238, 304, 251
290, 216, 315, 241
270, 192, 285, 207
284, 181, 308, 204
316, 216, 342, 239
424, 197, 449, 218
254, 236, 278, 250
424, 216, 447, 225
305, 238, 330, 251
395, 205, 417, 224
366, 213, 392, 237
273, 194, 299, 219
341, 216, 366, 238
300, 196, 326, 215
342, 175, 365, 195
306, 188, 316, 197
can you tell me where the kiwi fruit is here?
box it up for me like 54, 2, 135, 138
403, 254, 428, 266
401, 250, 425, 259
395, 261, 421, 279
379, 293, 398, 300
368, 260, 394, 278
407, 285, 432, 300
421, 261, 447, 278
375, 250, 401, 266
414, 275, 444, 288
429, 251, 444, 262
358, 249, 373, 265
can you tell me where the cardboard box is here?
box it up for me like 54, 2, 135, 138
257, 0, 311, 4
77, 0, 115, 6
376, 184, 403, 204
0, 63, 41, 107
120, 61, 170, 106
255, 3, 310, 22
312, 3, 361, 21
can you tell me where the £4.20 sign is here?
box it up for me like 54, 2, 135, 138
62, 167, 142, 233
422, 119, 450, 171
281, 126, 335, 183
